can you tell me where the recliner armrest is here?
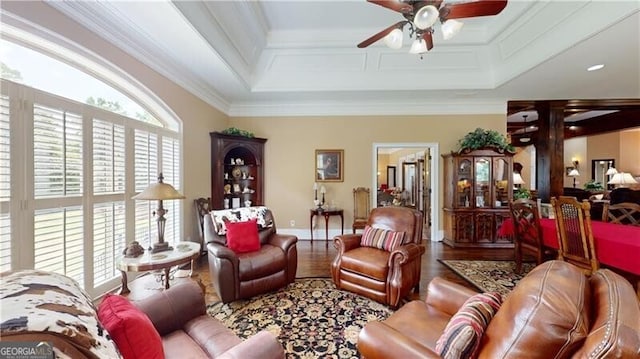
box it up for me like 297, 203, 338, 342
207, 242, 239, 263
389, 243, 425, 265
135, 281, 207, 336
268, 233, 297, 251
358, 321, 440, 359
217, 331, 284, 359
333, 234, 361, 252
424, 277, 477, 317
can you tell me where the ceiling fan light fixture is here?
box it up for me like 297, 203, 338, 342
414, 5, 439, 30
384, 28, 404, 49
409, 38, 428, 54
441, 19, 464, 40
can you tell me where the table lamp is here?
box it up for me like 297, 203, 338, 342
568, 168, 580, 188
132, 173, 185, 253
607, 172, 638, 188
513, 172, 525, 189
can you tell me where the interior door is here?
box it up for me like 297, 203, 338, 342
421, 149, 432, 231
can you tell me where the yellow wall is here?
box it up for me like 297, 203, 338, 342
230, 115, 506, 238
619, 129, 640, 175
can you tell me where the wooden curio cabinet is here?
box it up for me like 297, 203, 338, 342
442, 147, 514, 248
210, 132, 267, 210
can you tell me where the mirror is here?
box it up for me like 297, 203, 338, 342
591, 159, 615, 190
402, 162, 417, 207
386, 165, 396, 188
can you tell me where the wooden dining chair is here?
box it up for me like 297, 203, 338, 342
352, 187, 370, 233
602, 202, 640, 226
508, 199, 546, 274
550, 196, 599, 275
194, 197, 212, 254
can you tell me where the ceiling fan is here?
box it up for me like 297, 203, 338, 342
358, 0, 508, 56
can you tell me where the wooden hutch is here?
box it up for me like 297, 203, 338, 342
442, 147, 515, 248
210, 132, 266, 210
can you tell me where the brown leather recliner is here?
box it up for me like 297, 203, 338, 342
358, 260, 640, 358
204, 209, 297, 303
331, 206, 425, 309
136, 281, 284, 359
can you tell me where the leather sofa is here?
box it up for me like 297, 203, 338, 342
332, 206, 424, 309
136, 281, 284, 359
204, 209, 298, 303
358, 260, 640, 358
0, 270, 284, 359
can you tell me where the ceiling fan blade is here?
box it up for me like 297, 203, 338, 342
367, 0, 413, 13
422, 31, 434, 50
357, 21, 408, 48
443, 0, 508, 20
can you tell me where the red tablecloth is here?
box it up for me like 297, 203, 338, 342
499, 218, 640, 275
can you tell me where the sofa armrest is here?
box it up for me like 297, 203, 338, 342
135, 281, 206, 336
424, 277, 477, 317
358, 321, 440, 359
389, 243, 425, 266
218, 331, 284, 359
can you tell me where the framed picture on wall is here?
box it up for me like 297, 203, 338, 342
315, 149, 344, 182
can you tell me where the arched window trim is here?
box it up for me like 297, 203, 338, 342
1, 14, 182, 132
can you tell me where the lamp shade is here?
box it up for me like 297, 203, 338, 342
441, 19, 464, 40
409, 39, 428, 54
568, 169, 580, 177
513, 172, 525, 185
132, 173, 185, 200
608, 172, 638, 185
605, 167, 618, 175
384, 28, 403, 49
414, 5, 439, 30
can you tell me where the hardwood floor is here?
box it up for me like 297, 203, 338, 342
122, 240, 515, 304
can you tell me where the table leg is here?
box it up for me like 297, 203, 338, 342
340, 213, 344, 235
189, 259, 195, 277
310, 213, 314, 243
118, 270, 130, 295
324, 213, 330, 243
164, 267, 171, 289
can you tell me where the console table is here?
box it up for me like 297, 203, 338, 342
309, 208, 344, 243
117, 241, 200, 294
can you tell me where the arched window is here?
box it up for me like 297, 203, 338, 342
0, 28, 182, 298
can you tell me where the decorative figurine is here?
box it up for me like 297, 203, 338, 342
123, 241, 144, 258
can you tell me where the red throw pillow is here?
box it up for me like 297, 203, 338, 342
98, 294, 164, 359
225, 219, 260, 253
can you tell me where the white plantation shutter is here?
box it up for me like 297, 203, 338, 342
93, 202, 125, 285
0, 94, 10, 272
2, 79, 182, 298
33, 104, 83, 198
134, 129, 158, 247
162, 137, 181, 244
93, 119, 125, 194
34, 206, 84, 286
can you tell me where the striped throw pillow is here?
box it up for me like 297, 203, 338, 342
435, 292, 503, 359
360, 225, 406, 251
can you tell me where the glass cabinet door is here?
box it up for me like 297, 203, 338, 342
474, 158, 491, 208
456, 159, 472, 207
493, 158, 510, 208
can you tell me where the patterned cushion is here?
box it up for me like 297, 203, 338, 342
98, 294, 164, 359
360, 225, 406, 251
225, 219, 261, 253
435, 292, 503, 359
210, 206, 272, 235
0, 270, 122, 358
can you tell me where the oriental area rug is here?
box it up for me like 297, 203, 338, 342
206, 278, 394, 359
438, 259, 536, 297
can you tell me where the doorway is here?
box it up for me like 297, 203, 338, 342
373, 143, 439, 242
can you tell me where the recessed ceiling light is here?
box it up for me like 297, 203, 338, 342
587, 64, 604, 72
